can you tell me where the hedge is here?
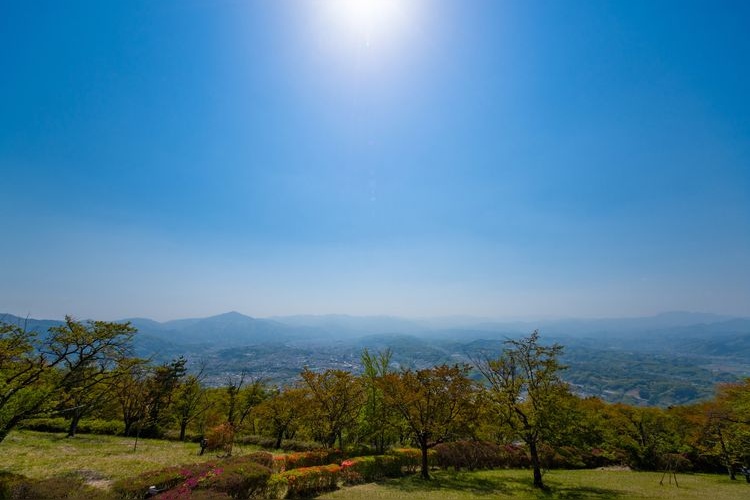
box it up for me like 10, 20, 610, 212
267, 464, 341, 499
18, 418, 124, 436
111, 466, 188, 499
389, 448, 437, 473
340, 455, 402, 484
271, 450, 344, 473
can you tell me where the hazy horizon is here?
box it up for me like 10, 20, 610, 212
2, 308, 743, 326
2, 1, 749, 322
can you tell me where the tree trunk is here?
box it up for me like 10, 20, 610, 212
717, 428, 736, 480
0, 415, 24, 444
420, 440, 430, 480
67, 412, 81, 438
275, 429, 284, 449
528, 438, 545, 489
179, 419, 188, 441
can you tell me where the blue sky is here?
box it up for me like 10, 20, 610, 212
1, 0, 749, 321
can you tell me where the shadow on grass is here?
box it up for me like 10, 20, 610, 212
382, 471, 514, 496
541, 484, 624, 499
379, 471, 624, 499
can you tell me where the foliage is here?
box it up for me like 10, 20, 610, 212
19, 417, 124, 435
205, 422, 235, 454
272, 449, 344, 473
0, 473, 105, 500
476, 330, 570, 488
339, 455, 402, 484
433, 441, 506, 471
0, 317, 134, 443
380, 365, 478, 479
251, 387, 305, 449
359, 349, 397, 454
300, 369, 364, 448
111, 466, 186, 499
269, 464, 341, 498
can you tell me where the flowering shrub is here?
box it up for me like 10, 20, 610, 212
267, 464, 341, 498
112, 467, 186, 499
200, 462, 270, 498
225, 451, 275, 470
272, 449, 344, 472
124, 460, 270, 499
340, 455, 402, 484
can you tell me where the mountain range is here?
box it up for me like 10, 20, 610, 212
3, 310, 749, 407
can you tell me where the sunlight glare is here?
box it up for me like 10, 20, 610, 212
320, 0, 411, 48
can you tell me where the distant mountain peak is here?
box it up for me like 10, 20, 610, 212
208, 311, 255, 321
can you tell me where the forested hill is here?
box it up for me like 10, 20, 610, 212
3, 311, 749, 407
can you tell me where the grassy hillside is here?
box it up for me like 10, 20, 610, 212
0, 430, 260, 485
2, 431, 747, 499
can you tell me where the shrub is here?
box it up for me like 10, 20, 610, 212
233, 435, 323, 452
340, 455, 402, 484
200, 462, 270, 499
235, 435, 278, 449
0, 472, 26, 500
499, 444, 531, 468
77, 419, 125, 436
18, 418, 124, 436
206, 423, 235, 454
225, 452, 275, 470
434, 441, 505, 471
389, 448, 436, 473
111, 467, 185, 499
0, 474, 103, 500
269, 464, 341, 498
17, 418, 68, 433
279, 440, 324, 453
272, 450, 344, 473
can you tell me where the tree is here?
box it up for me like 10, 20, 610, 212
0, 316, 134, 443
300, 368, 364, 448
141, 357, 187, 437
172, 363, 212, 441
689, 380, 750, 479
360, 348, 396, 453
380, 364, 477, 479
475, 331, 570, 489
253, 387, 306, 449
113, 357, 150, 436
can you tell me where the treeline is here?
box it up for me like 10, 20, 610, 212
1, 318, 749, 488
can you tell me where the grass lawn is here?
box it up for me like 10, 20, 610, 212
321, 469, 749, 499
1, 431, 747, 499
0, 430, 260, 485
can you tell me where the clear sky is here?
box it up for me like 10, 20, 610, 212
1, 0, 749, 321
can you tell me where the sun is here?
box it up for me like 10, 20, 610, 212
319, 0, 410, 47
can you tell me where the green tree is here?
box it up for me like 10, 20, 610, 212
172, 367, 212, 441
300, 368, 364, 448
113, 357, 150, 436
0, 316, 134, 443
360, 348, 396, 453
141, 356, 187, 437
380, 364, 477, 480
475, 331, 570, 489
253, 387, 306, 449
